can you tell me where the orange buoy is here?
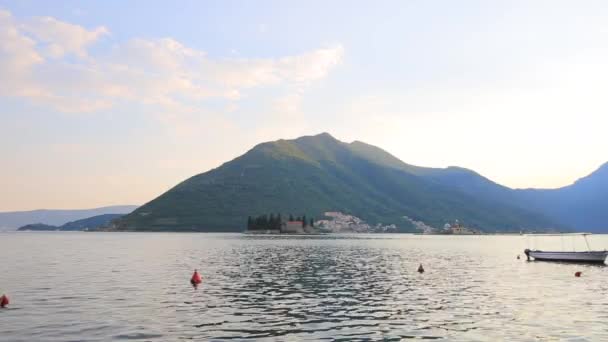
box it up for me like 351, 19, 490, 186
0, 294, 8, 308
417, 264, 425, 273
190, 270, 202, 287
575, 271, 582, 277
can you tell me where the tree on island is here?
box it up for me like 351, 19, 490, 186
253, 215, 270, 230
247, 213, 314, 231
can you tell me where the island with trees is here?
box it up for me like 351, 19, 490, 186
246, 214, 317, 234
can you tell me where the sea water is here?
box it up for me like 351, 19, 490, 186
1, 232, 607, 341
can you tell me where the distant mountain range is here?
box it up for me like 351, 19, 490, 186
515, 163, 608, 233
419, 163, 608, 233
0, 205, 137, 231
113, 133, 607, 233
17, 214, 125, 231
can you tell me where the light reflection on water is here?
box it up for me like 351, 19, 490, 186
1, 233, 607, 341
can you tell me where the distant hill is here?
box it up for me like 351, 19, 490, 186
59, 214, 125, 231
0, 205, 137, 231
17, 213, 125, 231
418, 163, 608, 233
515, 163, 608, 233
17, 223, 59, 231
114, 133, 558, 232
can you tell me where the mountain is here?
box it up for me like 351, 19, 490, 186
0, 205, 138, 231
418, 163, 608, 232
17, 214, 126, 231
114, 133, 558, 232
515, 163, 608, 232
59, 214, 125, 231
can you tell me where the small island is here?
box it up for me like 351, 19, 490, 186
246, 214, 318, 234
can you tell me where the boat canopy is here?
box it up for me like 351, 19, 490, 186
524, 233, 593, 236
524, 233, 594, 251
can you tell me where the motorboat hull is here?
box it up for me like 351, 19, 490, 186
525, 249, 608, 264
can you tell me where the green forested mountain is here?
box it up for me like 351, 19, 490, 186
114, 133, 558, 232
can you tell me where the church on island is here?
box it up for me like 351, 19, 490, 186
443, 220, 476, 235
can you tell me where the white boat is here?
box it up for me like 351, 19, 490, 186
524, 233, 608, 264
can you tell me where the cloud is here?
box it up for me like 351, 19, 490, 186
22, 15, 109, 58
209, 45, 344, 88
278, 45, 344, 83
0, 9, 344, 115
0, 10, 44, 90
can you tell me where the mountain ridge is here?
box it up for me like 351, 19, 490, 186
115, 133, 574, 232
17, 214, 125, 231
0, 205, 138, 231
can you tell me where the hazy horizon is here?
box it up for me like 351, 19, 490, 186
1, 1, 607, 211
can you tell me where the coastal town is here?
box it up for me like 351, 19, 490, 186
314, 212, 398, 233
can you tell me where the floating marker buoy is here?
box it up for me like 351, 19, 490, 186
575, 271, 582, 277
417, 264, 425, 273
190, 269, 202, 287
517, 255, 520, 260
0, 294, 8, 308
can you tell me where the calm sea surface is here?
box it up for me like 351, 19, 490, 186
1, 233, 608, 341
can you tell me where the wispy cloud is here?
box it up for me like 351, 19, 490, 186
21, 15, 109, 58
0, 9, 344, 115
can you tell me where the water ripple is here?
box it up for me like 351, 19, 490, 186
1, 233, 608, 341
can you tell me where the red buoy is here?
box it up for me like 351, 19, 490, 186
575, 271, 582, 277
190, 270, 202, 287
0, 294, 8, 308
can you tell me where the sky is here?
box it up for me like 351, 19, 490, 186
1, 0, 607, 211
